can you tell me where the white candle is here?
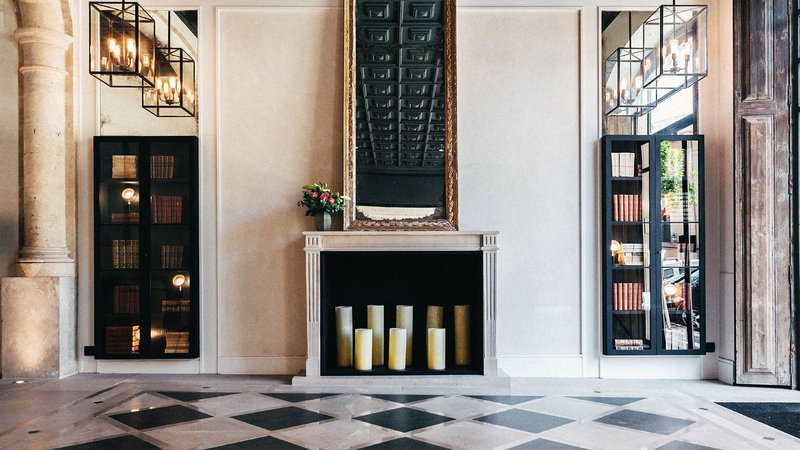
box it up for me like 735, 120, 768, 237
388, 328, 407, 370
367, 305, 384, 366
396, 305, 413, 365
454, 305, 470, 366
335, 306, 353, 367
427, 328, 446, 370
354, 328, 373, 371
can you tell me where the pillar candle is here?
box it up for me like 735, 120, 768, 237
396, 305, 414, 365
354, 328, 373, 371
388, 328, 407, 370
335, 306, 353, 367
427, 328, 446, 370
427, 306, 443, 329
367, 305, 384, 366
454, 305, 470, 366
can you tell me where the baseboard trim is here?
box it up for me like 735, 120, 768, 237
96, 359, 201, 374
717, 357, 735, 384
218, 356, 305, 375
497, 355, 584, 377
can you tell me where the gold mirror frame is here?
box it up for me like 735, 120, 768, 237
343, 0, 458, 231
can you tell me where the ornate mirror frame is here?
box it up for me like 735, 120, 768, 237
343, 0, 458, 231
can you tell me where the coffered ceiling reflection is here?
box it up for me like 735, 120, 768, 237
355, 0, 445, 174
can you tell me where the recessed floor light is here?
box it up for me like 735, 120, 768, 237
14, 380, 25, 384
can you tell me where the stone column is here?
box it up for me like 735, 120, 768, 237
14, 27, 74, 277
1, 26, 76, 379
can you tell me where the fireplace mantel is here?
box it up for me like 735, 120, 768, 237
294, 231, 503, 386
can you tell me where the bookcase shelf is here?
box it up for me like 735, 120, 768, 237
602, 134, 706, 356
94, 136, 199, 360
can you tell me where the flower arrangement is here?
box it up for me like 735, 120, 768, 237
297, 181, 350, 216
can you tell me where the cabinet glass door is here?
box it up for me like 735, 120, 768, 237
657, 138, 703, 352
607, 139, 653, 352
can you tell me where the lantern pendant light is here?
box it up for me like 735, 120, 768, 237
89, 1, 157, 87
142, 12, 197, 117
641, 1, 708, 103
604, 12, 657, 117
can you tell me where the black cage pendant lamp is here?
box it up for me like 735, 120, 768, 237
89, 1, 157, 87
142, 12, 196, 117
603, 12, 657, 117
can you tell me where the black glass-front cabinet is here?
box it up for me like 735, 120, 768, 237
601, 135, 705, 355
94, 136, 199, 359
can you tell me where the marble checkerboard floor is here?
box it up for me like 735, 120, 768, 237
2, 375, 800, 449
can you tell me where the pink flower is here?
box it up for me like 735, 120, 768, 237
320, 193, 329, 201
328, 197, 335, 205
309, 191, 318, 198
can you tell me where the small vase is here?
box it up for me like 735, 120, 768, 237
314, 212, 332, 231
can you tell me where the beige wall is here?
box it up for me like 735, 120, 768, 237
0, 0, 18, 278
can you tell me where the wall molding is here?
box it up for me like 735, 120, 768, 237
96, 360, 201, 374
498, 355, 584, 377
717, 357, 735, 384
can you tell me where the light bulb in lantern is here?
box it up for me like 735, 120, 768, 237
121, 187, 136, 205
126, 38, 136, 67
172, 274, 187, 291
668, 38, 681, 72
682, 37, 693, 71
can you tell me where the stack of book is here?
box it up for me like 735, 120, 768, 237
612, 194, 642, 221
111, 240, 139, 269
111, 155, 137, 178
613, 282, 644, 310
664, 324, 689, 350
162, 299, 190, 313
614, 338, 645, 350
161, 245, 184, 269
621, 243, 644, 265
113, 286, 139, 314
611, 153, 637, 177
111, 212, 139, 224
151, 196, 183, 224
105, 325, 140, 353
151, 155, 176, 179
165, 331, 190, 353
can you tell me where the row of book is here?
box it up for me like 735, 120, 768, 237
611, 152, 637, 177
111, 240, 139, 269
112, 155, 137, 178
152, 196, 183, 224
113, 285, 140, 314
614, 338, 645, 351
162, 299, 190, 313
111, 212, 139, 224
151, 155, 176, 179
105, 325, 140, 353
620, 243, 644, 265
612, 194, 642, 221
667, 283, 692, 310
613, 282, 644, 310
165, 331, 190, 353
161, 245, 185, 269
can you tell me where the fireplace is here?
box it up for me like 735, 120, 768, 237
295, 231, 500, 385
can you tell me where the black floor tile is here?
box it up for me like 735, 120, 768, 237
263, 393, 338, 403
717, 402, 800, 439
365, 394, 439, 404
595, 409, 694, 435
568, 396, 645, 406
55, 434, 160, 450
355, 407, 453, 432
475, 409, 574, 434
109, 404, 212, 430
208, 435, 306, 449
468, 395, 542, 405
510, 438, 587, 450
157, 391, 237, 402
359, 437, 449, 450
232, 406, 333, 431
655, 441, 721, 450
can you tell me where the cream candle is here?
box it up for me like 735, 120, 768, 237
454, 305, 470, 366
426, 305, 443, 346
388, 328, 407, 370
335, 306, 353, 367
354, 328, 373, 371
427, 328, 446, 370
396, 305, 414, 365
367, 305, 384, 366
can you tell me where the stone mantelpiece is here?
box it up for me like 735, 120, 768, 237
294, 231, 504, 386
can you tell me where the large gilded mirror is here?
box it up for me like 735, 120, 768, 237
344, 0, 458, 230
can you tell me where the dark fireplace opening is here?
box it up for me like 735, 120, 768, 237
321, 251, 484, 376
